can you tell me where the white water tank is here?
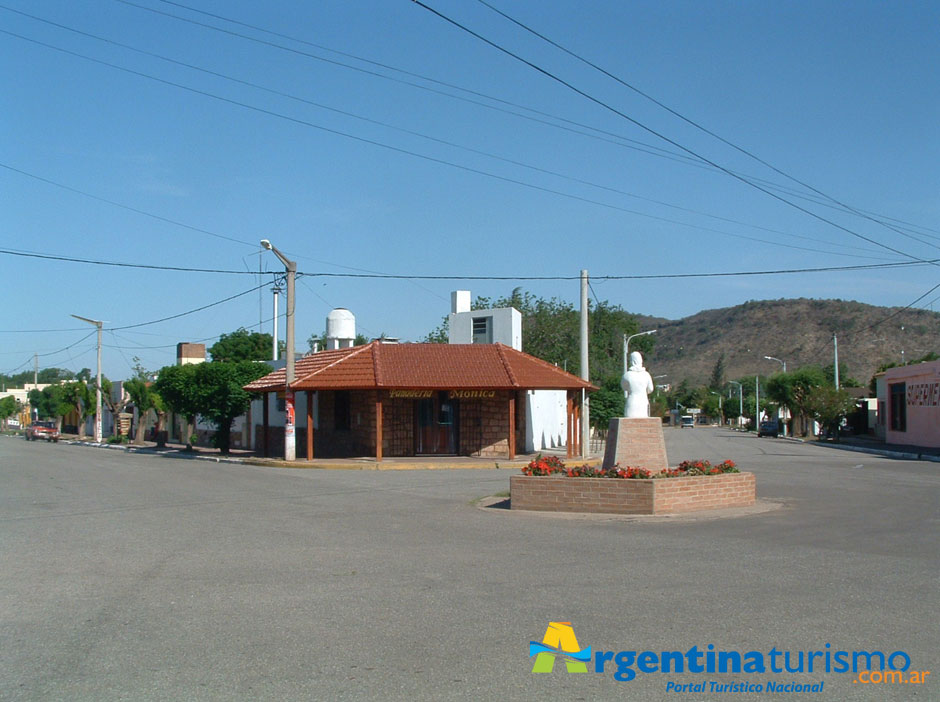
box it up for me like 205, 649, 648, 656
326, 308, 356, 349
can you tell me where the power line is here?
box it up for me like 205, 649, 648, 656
0, 245, 933, 285
10, 6, 877, 256
411, 0, 940, 266
110, 280, 273, 331
472, 0, 932, 247
110, 1, 937, 240
1, 29, 910, 264
0, 248, 257, 274
0, 163, 254, 248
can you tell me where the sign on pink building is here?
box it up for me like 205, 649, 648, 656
884, 360, 940, 448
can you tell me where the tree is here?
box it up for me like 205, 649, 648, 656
0, 395, 17, 428
61, 380, 95, 438
191, 361, 270, 454
708, 354, 726, 392
28, 385, 69, 427
805, 387, 857, 441
765, 367, 826, 437
589, 377, 625, 430
153, 364, 201, 449
209, 328, 274, 363
125, 378, 164, 445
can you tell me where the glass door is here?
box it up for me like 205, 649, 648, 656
416, 391, 458, 454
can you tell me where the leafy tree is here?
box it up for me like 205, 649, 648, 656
191, 361, 269, 454
805, 387, 857, 441
590, 377, 625, 430
28, 385, 69, 427
37, 368, 74, 384
210, 328, 274, 363
708, 354, 726, 391
125, 378, 163, 445
61, 380, 96, 438
0, 395, 17, 426
823, 362, 861, 388
153, 364, 201, 449
765, 367, 826, 437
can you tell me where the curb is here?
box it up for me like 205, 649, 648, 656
777, 435, 940, 463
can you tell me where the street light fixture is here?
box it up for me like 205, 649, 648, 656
623, 329, 657, 403
261, 239, 297, 461
763, 355, 786, 373
71, 314, 103, 443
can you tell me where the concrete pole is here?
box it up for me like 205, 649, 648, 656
755, 375, 760, 430
285, 262, 296, 461
95, 322, 102, 443
272, 285, 279, 361
261, 239, 297, 461
833, 334, 840, 389
580, 270, 589, 458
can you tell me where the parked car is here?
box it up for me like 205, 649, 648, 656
26, 421, 59, 442
680, 415, 695, 428
757, 421, 779, 438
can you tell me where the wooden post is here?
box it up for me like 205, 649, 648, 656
508, 392, 516, 460
566, 391, 574, 458
574, 398, 581, 454
262, 392, 270, 457
375, 392, 383, 462
306, 390, 314, 461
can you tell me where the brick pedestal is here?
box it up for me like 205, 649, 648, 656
602, 417, 668, 472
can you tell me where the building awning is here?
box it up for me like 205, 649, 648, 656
243, 341, 597, 393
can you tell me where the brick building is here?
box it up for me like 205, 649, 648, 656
244, 341, 595, 460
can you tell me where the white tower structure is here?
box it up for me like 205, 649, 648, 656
326, 308, 356, 350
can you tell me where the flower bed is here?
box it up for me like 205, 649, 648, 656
511, 456, 755, 515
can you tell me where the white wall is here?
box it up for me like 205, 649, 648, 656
448, 307, 522, 350
525, 390, 568, 452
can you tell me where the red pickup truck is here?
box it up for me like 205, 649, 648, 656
25, 421, 60, 442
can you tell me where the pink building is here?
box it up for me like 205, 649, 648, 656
882, 360, 940, 448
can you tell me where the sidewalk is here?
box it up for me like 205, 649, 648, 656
51, 434, 603, 470
781, 433, 940, 463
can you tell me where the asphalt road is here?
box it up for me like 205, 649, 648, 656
1, 430, 937, 701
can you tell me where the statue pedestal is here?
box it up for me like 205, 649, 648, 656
602, 417, 668, 472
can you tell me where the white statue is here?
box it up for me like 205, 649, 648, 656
622, 351, 654, 418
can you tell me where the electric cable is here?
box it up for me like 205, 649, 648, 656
411, 0, 940, 266
1, 30, 893, 264
472, 0, 932, 246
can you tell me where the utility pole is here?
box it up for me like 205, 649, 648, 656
580, 270, 589, 458
71, 315, 103, 443
755, 375, 760, 431
272, 281, 281, 361
34, 353, 38, 386
261, 239, 296, 461
728, 381, 743, 426
833, 334, 840, 389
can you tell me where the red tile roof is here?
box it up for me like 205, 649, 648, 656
243, 342, 596, 392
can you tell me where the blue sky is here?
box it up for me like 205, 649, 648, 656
2, 0, 938, 380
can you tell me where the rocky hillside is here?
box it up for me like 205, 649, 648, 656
635, 298, 939, 387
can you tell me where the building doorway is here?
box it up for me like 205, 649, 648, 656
416, 392, 459, 454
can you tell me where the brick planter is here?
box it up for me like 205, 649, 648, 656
510, 472, 756, 515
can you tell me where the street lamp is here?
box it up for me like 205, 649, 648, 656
709, 391, 723, 424
260, 239, 297, 461
763, 355, 786, 373
71, 314, 103, 443
623, 329, 657, 404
